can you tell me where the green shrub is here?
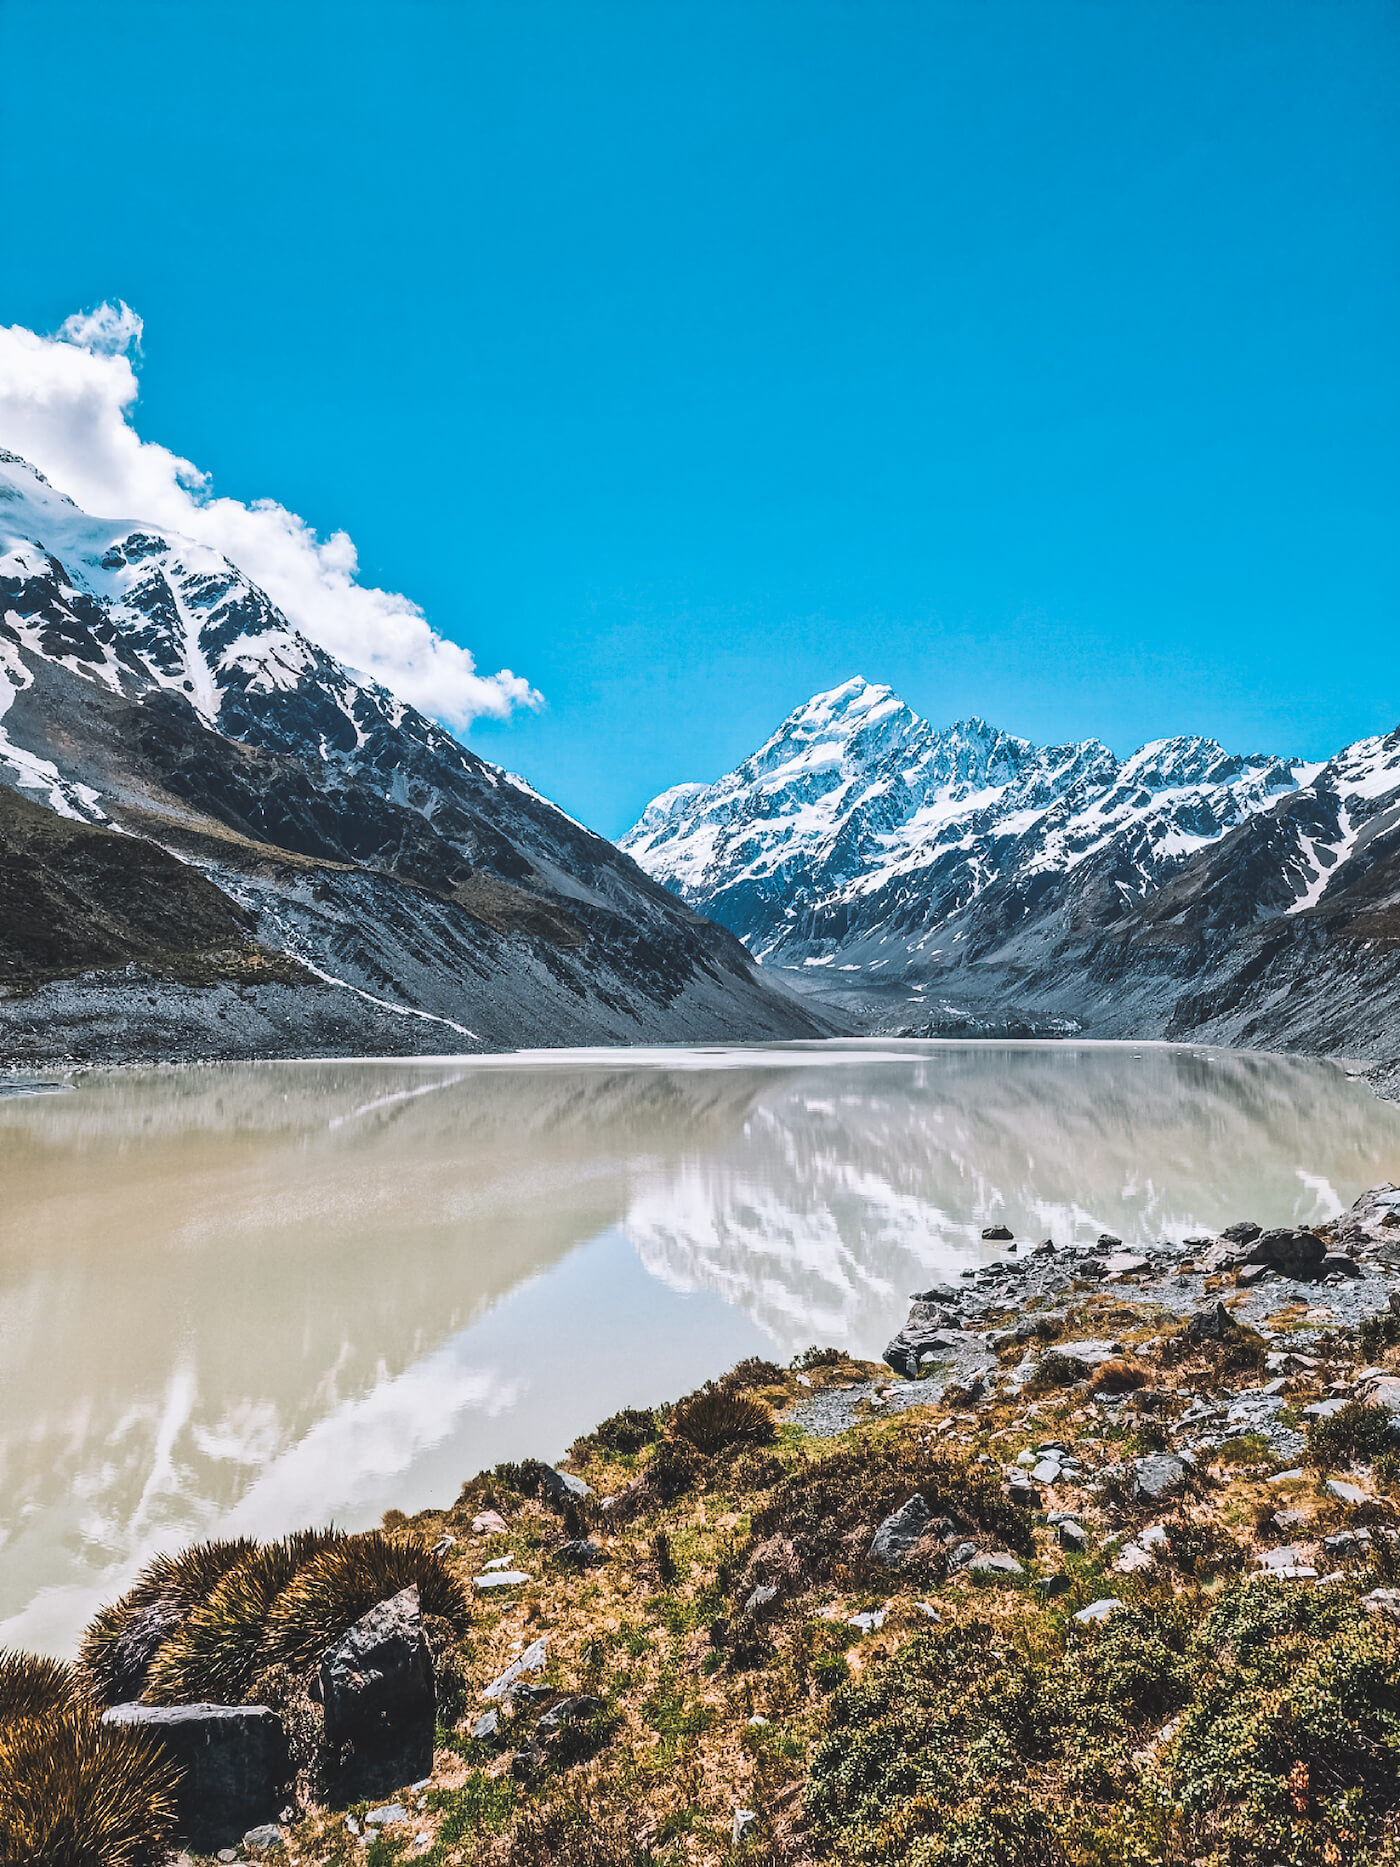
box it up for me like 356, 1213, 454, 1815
0, 1703, 179, 1866
575, 1407, 662, 1458
1307, 1401, 1400, 1471
1359, 1312, 1400, 1359
791, 1346, 846, 1372
670, 1383, 775, 1456
143, 1528, 344, 1705
262, 1531, 472, 1674
1025, 1352, 1083, 1395
723, 1357, 786, 1389
804, 1583, 1400, 1867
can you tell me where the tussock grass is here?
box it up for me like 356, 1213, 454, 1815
0, 1649, 73, 1725
262, 1531, 471, 1674
0, 1704, 178, 1867
77, 1538, 258, 1705
143, 1527, 345, 1705
671, 1384, 775, 1457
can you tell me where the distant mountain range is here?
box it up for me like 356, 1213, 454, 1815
623, 677, 1400, 1078
0, 451, 828, 1060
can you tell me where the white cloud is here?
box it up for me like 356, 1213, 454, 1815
0, 305, 540, 730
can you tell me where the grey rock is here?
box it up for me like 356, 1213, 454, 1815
1057, 1521, 1088, 1553
871, 1493, 934, 1567
1326, 1478, 1368, 1504
242, 1826, 284, 1855
537, 1466, 592, 1510
733, 1809, 759, 1845
745, 1584, 779, 1613
1074, 1597, 1124, 1623
554, 1539, 609, 1568
1220, 1221, 1262, 1245
969, 1552, 1024, 1577
1246, 1228, 1327, 1279
1133, 1453, 1192, 1502
319, 1586, 435, 1799
1035, 1573, 1074, 1597
1185, 1301, 1236, 1343
1031, 1458, 1061, 1484
982, 1224, 1015, 1240
474, 1570, 530, 1589
1319, 1253, 1362, 1279
1362, 1588, 1400, 1619
365, 1804, 407, 1827
471, 1709, 499, 1741
101, 1704, 287, 1850
535, 1694, 604, 1736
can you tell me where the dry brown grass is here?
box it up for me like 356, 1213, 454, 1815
0, 1704, 179, 1867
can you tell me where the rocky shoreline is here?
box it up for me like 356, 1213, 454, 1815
4, 1185, 1400, 1867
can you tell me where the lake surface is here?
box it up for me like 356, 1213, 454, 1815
3, 1039, 1399, 1654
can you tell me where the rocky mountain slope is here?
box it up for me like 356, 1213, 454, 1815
0, 451, 830, 1060
623, 678, 1400, 1076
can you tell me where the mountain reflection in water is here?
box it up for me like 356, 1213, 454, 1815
2, 1040, 1398, 1653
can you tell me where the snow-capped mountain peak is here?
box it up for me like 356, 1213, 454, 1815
620, 680, 1325, 973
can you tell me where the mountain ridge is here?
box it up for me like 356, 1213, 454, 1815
0, 451, 834, 1060
622, 676, 1400, 1079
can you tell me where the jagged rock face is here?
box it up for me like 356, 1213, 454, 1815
0, 451, 830, 1056
621, 675, 1314, 967
622, 676, 1400, 1068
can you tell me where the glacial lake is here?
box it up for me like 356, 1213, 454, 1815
3, 1039, 1400, 1655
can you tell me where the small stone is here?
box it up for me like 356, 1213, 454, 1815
472, 1709, 499, 1740
745, 1584, 779, 1613
1016, 1449, 1036, 1467
1303, 1399, 1348, 1421
748, 1715, 770, 1727
1237, 1264, 1269, 1287
536, 1466, 592, 1510
733, 1809, 758, 1846
1057, 1521, 1087, 1553
535, 1695, 604, 1736
915, 1600, 942, 1619
871, 1494, 934, 1568
432, 1534, 456, 1555
1318, 1253, 1361, 1279
472, 1509, 509, 1534
365, 1805, 408, 1828
474, 1570, 530, 1589
243, 1828, 283, 1856
217, 1853, 237, 1864
969, 1552, 1024, 1577
1097, 1233, 1123, 1248
1258, 1546, 1303, 1571
847, 1608, 888, 1632
1267, 1467, 1304, 1485
482, 1636, 548, 1701
1132, 1453, 1191, 1502
1035, 1573, 1073, 1597
1075, 1597, 1124, 1623
1362, 1588, 1400, 1619
1031, 1459, 1061, 1485
1326, 1478, 1367, 1504
982, 1224, 1015, 1240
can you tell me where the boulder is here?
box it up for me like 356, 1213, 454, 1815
871, 1494, 933, 1568
101, 1704, 287, 1850
1057, 1521, 1088, 1553
1246, 1229, 1326, 1280
969, 1552, 1023, 1577
1185, 1301, 1236, 1344
1319, 1253, 1361, 1279
1220, 1221, 1262, 1245
1132, 1453, 1192, 1503
319, 1585, 435, 1800
981, 1224, 1014, 1240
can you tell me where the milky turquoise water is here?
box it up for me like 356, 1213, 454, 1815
2, 1039, 1398, 1654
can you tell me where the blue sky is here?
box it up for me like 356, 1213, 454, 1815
2, 0, 1397, 836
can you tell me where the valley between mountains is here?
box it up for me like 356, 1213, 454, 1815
1, 446, 1396, 1075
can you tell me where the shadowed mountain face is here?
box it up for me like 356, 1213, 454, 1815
623, 678, 1400, 1072
0, 451, 830, 1057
